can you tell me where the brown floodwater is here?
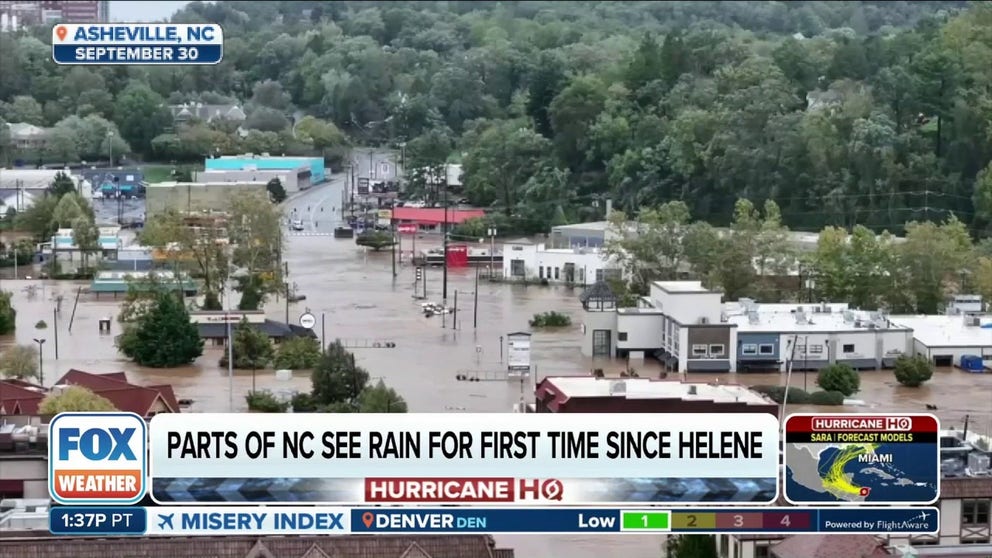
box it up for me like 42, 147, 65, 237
3, 179, 991, 557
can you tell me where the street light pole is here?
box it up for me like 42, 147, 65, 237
32, 338, 46, 387
488, 228, 497, 278
107, 131, 114, 167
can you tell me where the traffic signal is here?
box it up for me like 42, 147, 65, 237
416, 267, 423, 281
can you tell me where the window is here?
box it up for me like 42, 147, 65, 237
618, 332, 628, 341
754, 546, 771, 558
759, 344, 775, 355
554, 267, 560, 280
742, 344, 758, 355
539, 267, 544, 279
709, 344, 725, 357
595, 269, 604, 282
843, 344, 855, 353
809, 345, 823, 354
963, 500, 990, 525
692, 344, 707, 356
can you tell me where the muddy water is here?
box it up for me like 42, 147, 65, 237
2, 179, 991, 557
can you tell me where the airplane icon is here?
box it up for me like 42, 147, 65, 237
916, 511, 931, 522
157, 513, 175, 530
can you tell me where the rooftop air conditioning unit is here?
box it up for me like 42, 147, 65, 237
698, 317, 709, 324
687, 385, 697, 395
968, 452, 991, 474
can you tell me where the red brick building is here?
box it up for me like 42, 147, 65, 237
534, 376, 778, 415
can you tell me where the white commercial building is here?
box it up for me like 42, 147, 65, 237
580, 280, 914, 373
194, 167, 312, 193
501, 238, 622, 286
890, 313, 992, 368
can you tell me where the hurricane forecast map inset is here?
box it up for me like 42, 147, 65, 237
783, 414, 940, 505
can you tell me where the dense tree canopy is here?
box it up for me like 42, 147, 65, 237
1, 1, 988, 234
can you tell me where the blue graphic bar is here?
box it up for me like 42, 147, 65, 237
49, 506, 938, 535
50, 506, 147, 536
53, 45, 223, 65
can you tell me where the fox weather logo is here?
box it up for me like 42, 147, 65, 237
48, 412, 147, 504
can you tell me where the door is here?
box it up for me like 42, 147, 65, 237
592, 329, 611, 357
563, 263, 575, 283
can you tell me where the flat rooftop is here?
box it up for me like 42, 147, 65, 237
653, 280, 713, 293
727, 309, 909, 333
544, 377, 774, 405
147, 181, 267, 188
551, 221, 609, 232
890, 314, 992, 348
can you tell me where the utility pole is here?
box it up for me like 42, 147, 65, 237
453, 290, 458, 330
321, 312, 326, 354
391, 224, 397, 277
488, 227, 497, 277
53, 307, 59, 359
442, 177, 449, 302
473, 267, 479, 329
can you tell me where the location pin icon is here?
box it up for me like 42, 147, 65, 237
55, 26, 67, 41
361, 512, 374, 528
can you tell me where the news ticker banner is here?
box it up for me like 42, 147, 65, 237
143, 413, 779, 505
783, 414, 940, 506
48, 506, 940, 536
52, 24, 223, 65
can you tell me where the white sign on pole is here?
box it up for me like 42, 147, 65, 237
507, 332, 532, 371
299, 312, 316, 330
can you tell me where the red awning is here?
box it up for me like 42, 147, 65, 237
391, 207, 486, 225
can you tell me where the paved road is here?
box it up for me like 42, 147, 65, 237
350, 147, 401, 182
283, 175, 348, 234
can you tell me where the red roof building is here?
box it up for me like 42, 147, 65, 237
0, 370, 181, 418
392, 207, 485, 226
53, 370, 181, 417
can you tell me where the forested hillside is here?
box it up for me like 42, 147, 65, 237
1, 1, 989, 235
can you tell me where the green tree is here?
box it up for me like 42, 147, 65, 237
0, 291, 15, 334
548, 75, 607, 171
221, 319, 274, 393
266, 177, 287, 203
817, 363, 860, 396
295, 116, 346, 152
665, 534, 717, 558
117, 291, 204, 368
355, 230, 396, 251
311, 340, 369, 407
39, 386, 117, 414
462, 120, 551, 213
48, 172, 76, 197
71, 216, 99, 272
274, 336, 322, 370
605, 201, 692, 289
893, 355, 934, 387
113, 81, 172, 154
141, 210, 229, 310
357, 380, 408, 412
3, 96, 44, 124
0, 345, 38, 380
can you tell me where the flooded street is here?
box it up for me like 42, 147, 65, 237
3, 178, 992, 557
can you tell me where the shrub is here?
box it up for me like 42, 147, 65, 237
752, 385, 809, 404
817, 363, 860, 396
893, 355, 934, 387
274, 336, 322, 370
246, 390, 288, 413
808, 390, 846, 405
529, 311, 572, 327
291, 392, 318, 412
0, 291, 15, 335
35, 320, 47, 329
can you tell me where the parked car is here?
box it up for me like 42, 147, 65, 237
291, 219, 304, 231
